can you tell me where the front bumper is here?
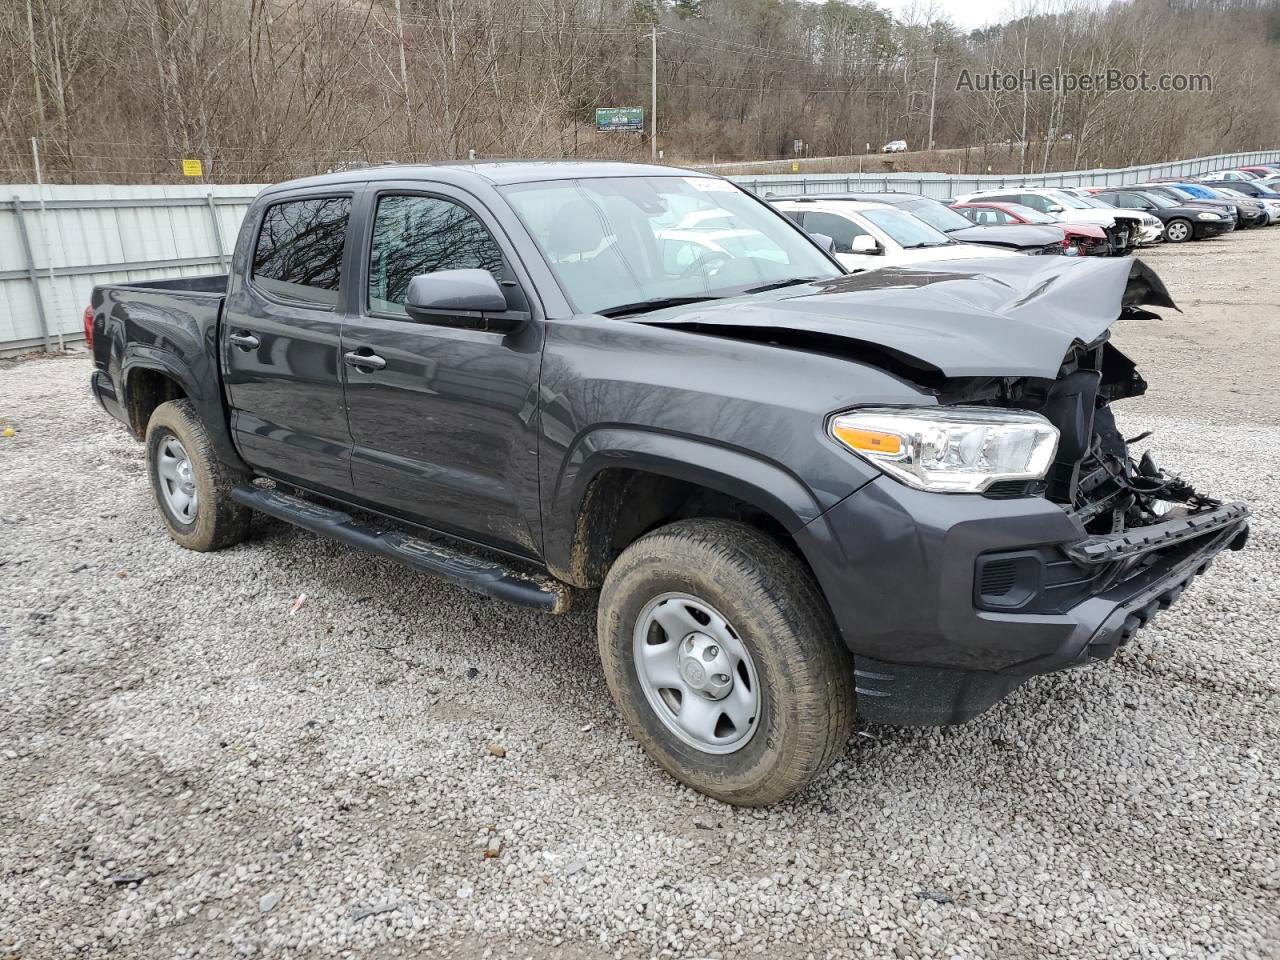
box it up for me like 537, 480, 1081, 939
1135, 222, 1165, 245
797, 478, 1249, 726
1193, 219, 1235, 239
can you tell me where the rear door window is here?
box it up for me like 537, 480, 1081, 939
252, 198, 351, 305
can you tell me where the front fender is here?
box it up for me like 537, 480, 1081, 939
543, 425, 870, 583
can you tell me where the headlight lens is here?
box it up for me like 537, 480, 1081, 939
829, 407, 1059, 493
1197, 212, 1221, 220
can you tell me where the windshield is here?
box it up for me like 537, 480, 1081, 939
861, 207, 954, 247
1046, 191, 1093, 210
1161, 186, 1194, 201
1140, 192, 1178, 209
1216, 187, 1247, 198
1000, 203, 1056, 224
899, 198, 972, 232
499, 176, 841, 315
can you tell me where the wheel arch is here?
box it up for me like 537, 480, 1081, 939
546, 427, 834, 589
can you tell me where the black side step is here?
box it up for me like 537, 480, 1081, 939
231, 486, 572, 614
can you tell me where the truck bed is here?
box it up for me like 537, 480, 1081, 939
110, 273, 229, 295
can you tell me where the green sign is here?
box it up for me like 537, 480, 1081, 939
596, 107, 645, 133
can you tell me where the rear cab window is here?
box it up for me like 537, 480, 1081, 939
252, 197, 351, 306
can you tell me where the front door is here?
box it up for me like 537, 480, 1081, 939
340, 185, 544, 558
222, 192, 356, 495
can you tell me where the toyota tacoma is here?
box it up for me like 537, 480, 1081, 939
88, 162, 1249, 805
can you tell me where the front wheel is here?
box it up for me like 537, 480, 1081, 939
145, 399, 251, 552
1164, 218, 1193, 243
597, 519, 856, 806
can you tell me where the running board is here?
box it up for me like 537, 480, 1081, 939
231, 486, 572, 614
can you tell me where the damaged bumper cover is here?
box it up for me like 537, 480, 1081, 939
796, 480, 1249, 728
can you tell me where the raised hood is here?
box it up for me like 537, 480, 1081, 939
635, 256, 1175, 380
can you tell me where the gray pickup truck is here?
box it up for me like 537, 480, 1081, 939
88, 161, 1249, 805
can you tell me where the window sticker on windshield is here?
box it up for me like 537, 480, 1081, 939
684, 177, 736, 192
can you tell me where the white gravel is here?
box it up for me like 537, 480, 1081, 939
1, 231, 1278, 959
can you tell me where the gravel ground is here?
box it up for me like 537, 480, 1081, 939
1, 230, 1278, 960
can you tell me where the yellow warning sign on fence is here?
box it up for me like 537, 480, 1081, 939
791, 161, 800, 172
181, 158, 204, 177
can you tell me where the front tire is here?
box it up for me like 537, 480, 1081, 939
145, 399, 251, 552
1164, 218, 1192, 243
597, 519, 856, 806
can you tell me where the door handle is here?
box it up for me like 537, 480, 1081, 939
344, 350, 387, 371
228, 332, 260, 349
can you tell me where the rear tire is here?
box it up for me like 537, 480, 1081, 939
597, 519, 856, 806
1164, 218, 1192, 243
145, 399, 251, 552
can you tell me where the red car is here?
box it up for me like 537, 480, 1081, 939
950, 201, 1110, 256
1236, 165, 1280, 177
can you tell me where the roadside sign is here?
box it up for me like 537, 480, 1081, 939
181, 158, 204, 177
596, 107, 644, 133
791, 161, 800, 172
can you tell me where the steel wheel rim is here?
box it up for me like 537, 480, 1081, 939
1167, 222, 1189, 241
632, 592, 760, 755
156, 436, 198, 524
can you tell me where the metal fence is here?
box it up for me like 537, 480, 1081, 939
2, 148, 1278, 354
732, 149, 1280, 198
0, 184, 262, 355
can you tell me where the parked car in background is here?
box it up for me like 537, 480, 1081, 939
881, 139, 908, 153
1056, 190, 1164, 245
952, 188, 1138, 254
1197, 169, 1260, 182
1090, 188, 1233, 242
1148, 182, 1270, 228
811, 192, 1069, 254
1202, 182, 1280, 223
772, 198, 1020, 271
1126, 184, 1238, 225
949, 201, 1109, 255
1236, 165, 1280, 178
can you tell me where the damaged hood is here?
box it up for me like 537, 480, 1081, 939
636, 256, 1175, 380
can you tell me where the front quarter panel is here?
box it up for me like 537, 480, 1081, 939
539, 314, 934, 576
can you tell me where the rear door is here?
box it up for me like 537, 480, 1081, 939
339, 183, 545, 558
222, 190, 358, 495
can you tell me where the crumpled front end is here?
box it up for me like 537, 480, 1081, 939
798, 260, 1250, 727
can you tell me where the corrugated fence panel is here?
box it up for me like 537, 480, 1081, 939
2, 149, 1278, 352
0, 183, 262, 353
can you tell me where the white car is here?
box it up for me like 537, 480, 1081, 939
954, 188, 1145, 250
771, 198, 1020, 272
881, 140, 908, 153
1197, 169, 1260, 182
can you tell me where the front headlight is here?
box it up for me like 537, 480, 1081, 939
829, 407, 1059, 493
1197, 212, 1221, 220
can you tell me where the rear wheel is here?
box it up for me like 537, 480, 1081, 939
145, 399, 251, 552
597, 519, 856, 806
1164, 218, 1192, 243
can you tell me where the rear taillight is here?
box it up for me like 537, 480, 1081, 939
83, 305, 94, 350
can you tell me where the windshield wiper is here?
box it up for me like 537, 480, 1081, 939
742, 276, 822, 293
901, 241, 953, 249
596, 295, 723, 318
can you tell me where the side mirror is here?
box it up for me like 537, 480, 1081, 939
1047, 203, 1064, 213
404, 269, 519, 331
850, 235, 881, 255
809, 232, 837, 254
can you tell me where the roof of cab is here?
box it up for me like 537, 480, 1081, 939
260, 160, 713, 196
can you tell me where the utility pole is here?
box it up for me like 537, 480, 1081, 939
927, 57, 938, 150
650, 26, 658, 162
